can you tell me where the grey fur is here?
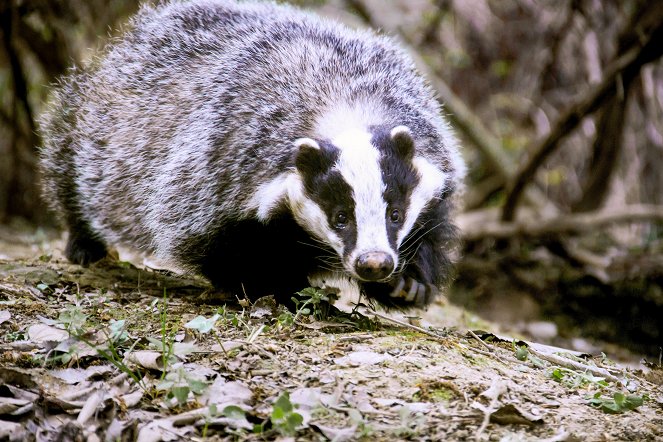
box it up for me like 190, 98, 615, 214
39, 0, 465, 307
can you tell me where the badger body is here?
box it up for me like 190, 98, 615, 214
39, 0, 465, 308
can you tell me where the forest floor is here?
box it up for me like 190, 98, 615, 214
0, 223, 662, 441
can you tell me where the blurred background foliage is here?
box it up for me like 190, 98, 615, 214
1, 0, 662, 356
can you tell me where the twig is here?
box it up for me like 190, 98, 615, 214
361, 308, 448, 343
465, 330, 509, 365
459, 204, 663, 240
467, 329, 493, 352
527, 347, 624, 385
502, 14, 663, 221
474, 378, 507, 440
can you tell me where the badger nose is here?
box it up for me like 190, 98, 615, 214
355, 252, 394, 281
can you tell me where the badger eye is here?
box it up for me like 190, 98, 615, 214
334, 211, 348, 229
389, 208, 401, 223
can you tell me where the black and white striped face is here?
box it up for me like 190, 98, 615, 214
288, 125, 447, 282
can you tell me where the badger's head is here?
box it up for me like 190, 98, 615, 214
250, 126, 448, 282
256, 125, 448, 284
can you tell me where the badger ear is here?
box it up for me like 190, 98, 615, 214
294, 137, 331, 175
390, 125, 414, 161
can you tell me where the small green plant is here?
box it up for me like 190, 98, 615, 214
292, 287, 331, 322
347, 408, 374, 438
511, 341, 544, 367
51, 301, 148, 391
156, 366, 209, 407
588, 392, 645, 414
269, 392, 304, 437
550, 367, 608, 389
513, 343, 529, 361
201, 404, 218, 438
58, 304, 88, 334
185, 313, 220, 334
185, 309, 264, 355
158, 290, 175, 374
36, 282, 53, 294
393, 405, 426, 437
275, 310, 295, 328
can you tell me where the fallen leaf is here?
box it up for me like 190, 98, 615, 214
77, 391, 106, 424
334, 351, 391, 367
0, 310, 10, 325
313, 423, 357, 442
137, 418, 192, 442
0, 420, 26, 442
27, 323, 68, 343
126, 351, 165, 370
52, 337, 99, 360
106, 418, 133, 441
51, 366, 113, 384
480, 378, 507, 402
0, 397, 31, 415
199, 378, 252, 408
120, 389, 145, 408
490, 404, 544, 426
250, 295, 277, 319
373, 398, 405, 408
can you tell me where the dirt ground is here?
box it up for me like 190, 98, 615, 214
0, 223, 662, 441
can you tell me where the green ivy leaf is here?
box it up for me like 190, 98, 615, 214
171, 385, 190, 404
222, 405, 245, 419
274, 392, 294, 413
185, 314, 220, 333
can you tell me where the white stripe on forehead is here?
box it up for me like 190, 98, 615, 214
315, 99, 386, 141
331, 130, 394, 260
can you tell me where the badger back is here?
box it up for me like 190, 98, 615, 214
39, 0, 464, 269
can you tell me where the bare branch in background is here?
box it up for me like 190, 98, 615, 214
419, 0, 449, 47
459, 204, 663, 241
501, 6, 663, 221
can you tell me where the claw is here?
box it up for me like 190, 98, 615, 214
405, 278, 419, 302
390, 277, 406, 298
385, 276, 438, 307
414, 282, 427, 306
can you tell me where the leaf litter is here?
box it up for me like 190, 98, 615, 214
0, 237, 662, 441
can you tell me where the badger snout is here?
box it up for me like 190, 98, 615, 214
355, 252, 394, 281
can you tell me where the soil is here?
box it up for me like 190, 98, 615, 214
0, 224, 662, 441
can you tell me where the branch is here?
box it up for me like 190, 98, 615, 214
501, 12, 663, 221
459, 204, 663, 241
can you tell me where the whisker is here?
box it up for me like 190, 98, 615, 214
399, 219, 446, 255
297, 240, 334, 253
400, 219, 432, 248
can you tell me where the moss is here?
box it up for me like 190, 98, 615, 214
415, 380, 462, 403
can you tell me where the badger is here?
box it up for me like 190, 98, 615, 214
39, 0, 465, 309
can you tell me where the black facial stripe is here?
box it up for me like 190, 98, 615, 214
297, 140, 357, 257
370, 126, 420, 251
295, 139, 339, 179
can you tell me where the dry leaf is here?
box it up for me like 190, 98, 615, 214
490, 403, 544, 426
125, 351, 165, 370
333, 351, 391, 367
27, 323, 68, 343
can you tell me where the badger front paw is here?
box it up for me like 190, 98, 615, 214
65, 232, 108, 266
361, 276, 439, 309
388, 276, 438, 308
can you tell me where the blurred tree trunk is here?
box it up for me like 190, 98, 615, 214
0, 1, 41, 223
0, 0, 138, 224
